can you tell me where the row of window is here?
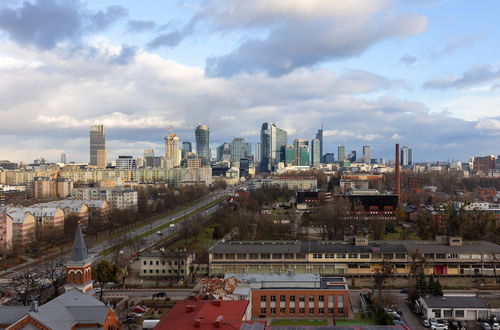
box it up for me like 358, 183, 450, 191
260, 295, 343, 304
214, 253, 495, 261
213, 253, 306, 260
143, 260, 184, 266
432, 309, 465, 318
260, 307, 345, 315
143, 269, 184, 274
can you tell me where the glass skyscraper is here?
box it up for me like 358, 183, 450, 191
311, 138, 321, 165
195, 124, 210, 164
89, 125, 106, 168
260, 123, 287, 172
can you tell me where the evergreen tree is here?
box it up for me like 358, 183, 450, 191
416, 272, 427, 296
427, 276, 437, 296
435, 279, 443, 296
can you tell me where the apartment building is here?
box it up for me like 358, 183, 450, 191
9, 211, 35, 247
253, 177, 318, 191
208, 236, 500, 278
0, 208, 13, 252
139, 250, 196, 280
225, 273, 350, 319
72, 187, 138, 210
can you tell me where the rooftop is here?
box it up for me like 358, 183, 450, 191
423, 296, 489, 309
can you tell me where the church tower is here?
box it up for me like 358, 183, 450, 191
65, 223, 93, 293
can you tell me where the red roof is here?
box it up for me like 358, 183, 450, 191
155, 300, 253, 329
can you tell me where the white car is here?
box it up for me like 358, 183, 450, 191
431, 324, 448, 330
430, 319, 438, 327
422, 319, 431, 328
492, 323, 500, 330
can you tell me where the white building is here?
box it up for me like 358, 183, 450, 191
72, 187, 138, 210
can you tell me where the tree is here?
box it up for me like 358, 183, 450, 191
427, 276, 437, 295
416, 272, 427, 296
9, 268, 41, 305
435, 279, 443, 296
92, 260, 120, 301
373, 260, 394, 301
43, 259, 66, 299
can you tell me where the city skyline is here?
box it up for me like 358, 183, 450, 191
0, 1, 499, 162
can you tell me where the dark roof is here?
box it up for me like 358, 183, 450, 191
423, 296, 489, 309
70, 223, 88, 262
0, 306, 30, 325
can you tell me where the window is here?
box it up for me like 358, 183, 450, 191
290, 308, 295, 314
309, 295, 314, 302
455, 310, 465, 318
271, 295, 276, 302
395, 253, 406, 259
424, 253, 434, 259
260, 308, 266, 314
337, 253, 346, 259
214, 254, 223, 259
261, 296, 267, 302
225, 254, 235, 259
162, 261, 165, 265
149, 261, 153, 265
272, 253, 283, 259
319, 308, 324, 314
290, 295, 295, 302
284, 253, 294, 259
249, 253, 258, 259
237, 253, 246, 259
270, 308, 276, 314
348, 253, 358, 259
383, 254, 394, 259
338, 307, 344, 314
360, 264, 370, 268
432, 309, 441, 318
280, 308, 286, 313
143, 269, 147, 273
143, 260, 147, 265
319, 295, 324, 302
360, 254, 370, 259
260, 253, 270, 259
300, 308, 305, 314
328, 308, 334, 314
447, 253, 458, 259
280, 295, 286, 302
313, 253, 322, 259
156, 261, 159, 265
435, 253, 446, 259
396, 264, 406, 269
443, 310, 452, 318
149, 269, 153, 273
296, 254, 306, 259
299, 296, 305, 302
309, 308, 315, 314
324, 253, 334, 258
348, 264, 358, 269
162, 270, 165, 273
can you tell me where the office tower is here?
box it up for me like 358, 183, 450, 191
216, 142, 231, 162
181, 142, 192, 159
230, 138, 252, 163
293, 139, 309, 166
260, 123, 287, 172
316, 126, 323, 163
284, 145, 294, 167
164, 133, 180, 168
362, 146, 371, 164
338, 146, 345, 162
255, 143, 261, 164
311, 138, 321, 165
324, 153, 335, 164
89, 125, 106, 168
115, 156, 136, 169
348, 150, 356, 163
400, 146, 413, 166
144, 149, 154, 158
61, 153, 66, 164
195, 124, 210, 165
298, 145, 310, 166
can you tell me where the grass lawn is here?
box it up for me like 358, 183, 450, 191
271, 319, 328, 326
168, 224, 218, 252
381, 225, 420, 240
336, 313, 377, 326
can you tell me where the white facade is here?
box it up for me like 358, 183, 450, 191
72, 187, 138, 210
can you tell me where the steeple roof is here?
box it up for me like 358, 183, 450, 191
70, 223, 88, 262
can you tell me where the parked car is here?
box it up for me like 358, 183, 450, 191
430, 319, 438, 327
431, 324, 448, 330
422, 319, 431, 327
449, 320, 459, 329
152, 291, 166, 298
492, 323, 500, 330
131, 306, 145, 313
482, 323, 492, 330
458, 320, 467, 329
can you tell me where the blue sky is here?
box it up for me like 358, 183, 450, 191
0, 0, 499, 163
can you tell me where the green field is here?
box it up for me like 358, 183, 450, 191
271, 319, 328, 326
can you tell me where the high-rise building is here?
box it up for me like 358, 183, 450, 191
195, 124, 210, 165
255, 143, 261, 164
144, 149, 154, 158
293, 139, 309, 166
315, 127, 323, 163
362, 146, 371, 164
115, 156, 136, 169
61, 153, 66, 164
230, 138, 252, 163
324, 153, 335, 164
181, 142, 192, 159
401, 146, 413, 166
260, 123, 287, 172
311, 138, 321, 166
89, 125, 106, 168
348, 150, 356, 163
164, 133, 180, 168
284, 145, 294, 167
338, 146, 345, 162
216, 142, 231, 162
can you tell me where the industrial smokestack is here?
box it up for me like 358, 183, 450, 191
395, 144, 400, 198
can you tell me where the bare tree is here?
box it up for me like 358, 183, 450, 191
373, 260, 395, 302
43, 259, 65, 299
9, 268, 42, 305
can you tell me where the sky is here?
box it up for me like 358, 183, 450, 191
0, 0, 499, 163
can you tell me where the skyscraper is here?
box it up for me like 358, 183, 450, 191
216, 142, 231, 162
255, 143, 261, 164
60, 153, 66, 164
338, 146, 345, 162
89, 125, 106, 168
195, 124, 210, 165
401, 146, 413, 166
181, 142, 192, 159
315, 126, 323, 163
311, 138, 321, 165
164, 133, 180, 168
230, 138, 252, 163
362, 146, 371, 164
293, 138, 309, 166
260, 123, 287, 172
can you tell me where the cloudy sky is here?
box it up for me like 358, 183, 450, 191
0, 0, 499, 163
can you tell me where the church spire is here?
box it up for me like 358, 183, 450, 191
70, 222, 88, 262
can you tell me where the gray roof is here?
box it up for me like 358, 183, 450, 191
402, 240, 500, 254
70, 223, 88, 262
0, 306, 30, 325
423, 296, 489, 309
